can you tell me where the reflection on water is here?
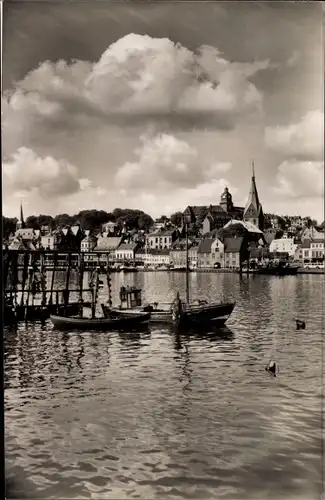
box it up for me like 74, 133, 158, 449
5, 273, 324, 499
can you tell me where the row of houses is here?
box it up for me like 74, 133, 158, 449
268, 227, 324, 263
82, 234, 246, 269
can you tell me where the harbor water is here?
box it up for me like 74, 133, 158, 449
4, 272, 324, 499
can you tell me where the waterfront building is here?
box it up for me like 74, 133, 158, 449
243, 163, 264, 230
94, 235, 123, 262
81, 234, 97, 261
188, 244, 199, 269
269, 237, 298, 257
134, 248, 146, 264
294, 240, 324, 264
170, 238, 193, 268
224, 237, 245, 268
146, 228, 178, 250
115, 243, 138, 261
294, 244, 304, 263
310, 239, 324, 261
144, 249, 171, 267
197, 239, 214, 268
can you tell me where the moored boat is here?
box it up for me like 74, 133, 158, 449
141, 299, 235, 326
249, 261, 299, 276
50, 310, 150, 331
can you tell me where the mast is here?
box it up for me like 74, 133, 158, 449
185, 222, 189, 303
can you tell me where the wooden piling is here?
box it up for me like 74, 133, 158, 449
78, 252, 84, 317
24, 253, 36, 322
20, 252, 29, 307
48, 252, 58, 307
40, 252, 47, 307
106, 253, 112, 308
63, 252, 72, 314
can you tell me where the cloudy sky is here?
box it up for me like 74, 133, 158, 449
2, 1, 324, 222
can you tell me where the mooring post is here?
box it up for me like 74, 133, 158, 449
79, 252, 84, 317
48, 252, 58, 307
106, 253, 112, 308
25, 251, 36, 322
63, 251, 72, 315
20, 252, 29, 307
11, 252, 19, 319
40, 252, 47, 307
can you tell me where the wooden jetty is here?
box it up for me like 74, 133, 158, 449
3, 250, 106, 325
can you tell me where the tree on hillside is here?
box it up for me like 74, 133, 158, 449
138, 213, 154, 231
25, 216, 41, 230
54, 213, 74, 227
170, 211, 183, 227
113, 208, 153, 230
76, 210, 113, 231
2, 217, 18, 240
37, 215, 55, 229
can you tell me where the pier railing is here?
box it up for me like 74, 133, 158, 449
3, 250, 112, 324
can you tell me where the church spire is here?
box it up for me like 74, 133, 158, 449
20, 202, 25, 228
243, 162, 264, 230
244, 162, 260, 212
16, 201, 25, 231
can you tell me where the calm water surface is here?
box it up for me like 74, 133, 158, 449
5, 272, 324, 499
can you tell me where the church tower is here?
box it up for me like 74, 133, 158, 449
220, 187, 234, 213
243, 162, 264, 230
16, 202, 25, 231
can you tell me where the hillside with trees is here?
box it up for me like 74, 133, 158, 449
21, 209, 154, 233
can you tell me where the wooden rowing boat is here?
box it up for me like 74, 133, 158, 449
50, 310, 150, 331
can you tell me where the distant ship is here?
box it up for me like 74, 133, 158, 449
246, 261, 299, 276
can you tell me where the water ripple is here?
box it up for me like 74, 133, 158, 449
5, 273, 324, 499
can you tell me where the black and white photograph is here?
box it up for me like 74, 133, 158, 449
2, 1, 324, 498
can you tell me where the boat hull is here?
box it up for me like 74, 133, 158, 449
180, 302, 235, 326
251, 266, 299, 276
141, 301, 235, 326
50, 312, 150, 331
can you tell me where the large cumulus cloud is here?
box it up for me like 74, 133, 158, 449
265, 110, 323, 161
114, 132, 233, 191
2, 33, 271, 159
266, 110, 324, 217
2, 148, 108, 217
3, 147, 84, 198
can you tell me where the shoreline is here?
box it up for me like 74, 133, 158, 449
131, 268, 325, 275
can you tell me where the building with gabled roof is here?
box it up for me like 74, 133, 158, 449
184, 187, 244, 234
8, 237, 26, 251
223, 219, 263, 234
146, 227, 178, 250
115, 242, 138, 261
224, 236, 246, 268
94, 235, 123, 252
269, 237, 298, 257
243, 162, 264, 230
81, 234, 97, 260
299, 226, 324, 242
